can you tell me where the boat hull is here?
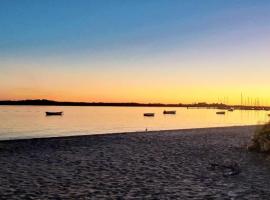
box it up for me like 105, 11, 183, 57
45, 112, 63, 116
216, 111, 225, 115
144, 113, 155, 117
163, 110, 176, 114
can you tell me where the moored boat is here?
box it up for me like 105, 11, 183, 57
228, 108, 234, 112
163, 110, 176, 114
216, 111, 226, 115
144, 113, 155, 117
45, 111, 63, 116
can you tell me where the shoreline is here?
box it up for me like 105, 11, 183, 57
1, 125, 270, 199
0, 124, 260, 142
1, 100, 270, 111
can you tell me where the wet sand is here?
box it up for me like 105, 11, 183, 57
1, 126, 270, 199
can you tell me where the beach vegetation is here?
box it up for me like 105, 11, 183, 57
248, 121, 270, 152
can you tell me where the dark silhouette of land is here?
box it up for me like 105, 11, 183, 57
0, 99, 269, 111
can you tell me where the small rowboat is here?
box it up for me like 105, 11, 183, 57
227, 108, 234, 112
45, 111, 63, 116
144, 113, 155, 117
216, 111, 225, 115
163, 110, 176, 114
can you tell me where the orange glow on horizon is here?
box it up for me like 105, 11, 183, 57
1, 43, 270, 105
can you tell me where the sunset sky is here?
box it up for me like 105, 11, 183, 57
1, 0, 270, 104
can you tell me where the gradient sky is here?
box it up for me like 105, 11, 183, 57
1, 0, 270, 104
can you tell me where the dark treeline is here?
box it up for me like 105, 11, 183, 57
0, 99, 269, 110
0, 99, 223, 108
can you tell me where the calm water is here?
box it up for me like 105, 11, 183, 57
0, 106, 269, 140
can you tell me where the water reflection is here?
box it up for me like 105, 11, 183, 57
0, 106, 269, 140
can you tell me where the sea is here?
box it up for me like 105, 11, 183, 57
0, 106, 269, 140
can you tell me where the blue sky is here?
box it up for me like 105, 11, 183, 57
1, 0, 268, 57
1, 0, 270, 103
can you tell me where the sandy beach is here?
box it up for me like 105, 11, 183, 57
1, 125, 270, 199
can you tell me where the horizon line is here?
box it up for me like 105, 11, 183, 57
0, 99, 269, 108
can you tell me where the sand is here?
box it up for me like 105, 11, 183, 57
0, 126, 270, 199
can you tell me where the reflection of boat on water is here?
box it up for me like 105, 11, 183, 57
216, 111, 226, 115
163, 110, 176, 114
144, 113, 155, 117
45, 112, 63, 116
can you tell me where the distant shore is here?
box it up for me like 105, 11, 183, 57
1, 99, 270, 111
1, 125, 270, 199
